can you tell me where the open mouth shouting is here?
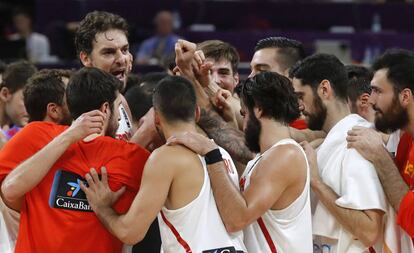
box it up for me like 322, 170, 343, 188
111, 69, 126, 82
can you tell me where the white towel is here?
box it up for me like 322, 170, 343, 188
313, 114, 413, 253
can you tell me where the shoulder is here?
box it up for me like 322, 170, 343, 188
259, 142, 307, 177
95, 137, 150, 158
152, 144, 198, 162
18, 122, 65, 139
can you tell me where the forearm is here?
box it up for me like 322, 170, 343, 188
199, 108, 254, 164
130, 127, 153, 148
1, 132, 73, 202
312, 179, 381, 246
95, 206, 141, 245
208, 162, 251, 232
371, 148, 409, 211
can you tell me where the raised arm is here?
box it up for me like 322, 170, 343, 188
198, 108, 254, 165
174, 40, 254, 164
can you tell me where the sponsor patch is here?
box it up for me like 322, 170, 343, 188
49, 170, 92, 212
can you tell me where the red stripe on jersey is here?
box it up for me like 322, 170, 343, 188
257, 217, 277, 253
369, 247, 376, 253
160, 211, 192, 253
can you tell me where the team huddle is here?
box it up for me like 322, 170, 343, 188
0, 10, 413, 253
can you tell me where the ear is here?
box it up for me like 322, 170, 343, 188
154, 109, 161, 126
0, 87, 11, 102
233, 73, 240, 86
318, 79, 333, 100
195, 105, 201, 123
80, 51, 93, 67
359, 93, 370, 107
253, 107, 263, 119
400, 88, 413, 107
100, 102, 111, 117
46, 103, 61, 121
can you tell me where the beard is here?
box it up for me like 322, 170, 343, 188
106, 114, 118, 138
244, 113, 262, 153
304, 96, 327, 131
374, 96, 409, 133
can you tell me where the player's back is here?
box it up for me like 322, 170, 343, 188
157, 145, 246, 253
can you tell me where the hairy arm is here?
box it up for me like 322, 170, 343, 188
199, 108, 254, 165
370, 148, 409, 211
347, 126, 409, 211
82, 148, 174, 245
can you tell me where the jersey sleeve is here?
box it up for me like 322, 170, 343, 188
0, 123, 55, 182
335, 148, 387, 212
112, 143, 150, 214
397, 191, 414, 238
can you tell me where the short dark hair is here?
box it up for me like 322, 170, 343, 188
289, 53, 348, 101
346, 65, 373, 104
197, 40, 240, 74
1, 61, 37, 93
372, 49, 414, 92
24, 69, 69, 122
75, 11, 129, 55
255, 37, 305, 72
66, 67, 122, 119
237, 72, 300, 124
125, 72, 168, 121
153, 76, 196, 123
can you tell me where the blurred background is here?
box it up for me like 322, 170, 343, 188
1, 0, 413, 76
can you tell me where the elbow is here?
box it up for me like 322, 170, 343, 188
1, 180, 20, 203
224, 216, 248, 233
118, 228, 145, 246
225, 222, 244, 233
358, 227, 381, 247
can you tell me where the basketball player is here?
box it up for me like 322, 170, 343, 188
167, 72, 313, 253
81, 76, 247, 253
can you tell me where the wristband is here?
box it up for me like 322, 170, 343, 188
204, 148, 223, 165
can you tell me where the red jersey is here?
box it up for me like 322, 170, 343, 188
393, 132, 414, 238
0, 122, 150, 253
394, 132, 414, 189
289, 119, 308, 130
398, 191, 414, 238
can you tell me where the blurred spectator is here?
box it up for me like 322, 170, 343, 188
0, 61, 36, 149
0, 61, 37, 128
136, 10, 180, 65
8, 9, 56, 63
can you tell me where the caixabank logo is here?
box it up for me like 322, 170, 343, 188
49, 170, 92, 212
202, 246, 239, 253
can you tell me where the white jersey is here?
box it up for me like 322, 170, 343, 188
0, 197, 19, 253
158, 147, 246, 253
240, 139, 313, 253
